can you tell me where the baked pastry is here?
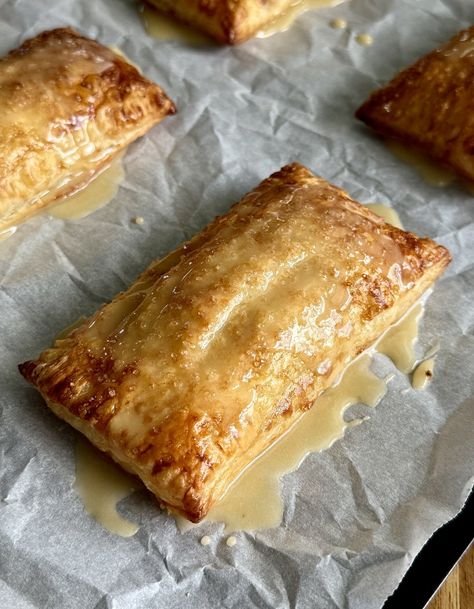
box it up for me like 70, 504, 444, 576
19, 163, 451, 522
0, 28, 175, 231
356, 26, 474, 182
144, 0, 298, 44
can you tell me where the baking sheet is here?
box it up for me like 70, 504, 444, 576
1, 0, 474, 607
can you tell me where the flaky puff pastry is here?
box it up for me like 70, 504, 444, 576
20, 163, 451, 522
356, 26, 474, 182
145, 0, 297, 44
0, 28, 175, 231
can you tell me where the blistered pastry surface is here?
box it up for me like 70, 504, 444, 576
356, 26, 474, 181
145, 0, 295, 43
0, 27, 175, 229
20, 163, 450, 521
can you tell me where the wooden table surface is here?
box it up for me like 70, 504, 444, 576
427, 543, 474, 609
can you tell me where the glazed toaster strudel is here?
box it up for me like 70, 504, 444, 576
0, 28, 175, 231
356, 26, 474, 182
145, 0, 297, 44
20, 163, 451, 522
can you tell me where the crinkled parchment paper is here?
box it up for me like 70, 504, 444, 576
1, 0, 473, 607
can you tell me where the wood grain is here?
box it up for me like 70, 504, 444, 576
427, 544, 473, 609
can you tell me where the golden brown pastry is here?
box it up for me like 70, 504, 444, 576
356, 26, 474, 182
0, 28, 175, 231
19, 163, 451, 522
145, 0, 296, 44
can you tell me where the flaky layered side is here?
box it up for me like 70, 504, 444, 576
0, 27, 176, 230
20, 163, 451, 521
356, 26, 474, 182
145, 0, 294, 44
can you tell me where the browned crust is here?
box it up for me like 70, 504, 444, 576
0, 27, 176, 230
19, 163, 451, 522
144, 0, 242, 44
356, 26, 474, 182
5, 27, 176, 115
144, 0, 294, 44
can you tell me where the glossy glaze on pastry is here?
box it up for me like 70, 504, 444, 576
356, 26, 474, 182
144, 0, 300, 44
19, 163, 451, 522
0, 28, 175, 231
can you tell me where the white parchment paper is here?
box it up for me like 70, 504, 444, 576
1, 1, 473, 607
